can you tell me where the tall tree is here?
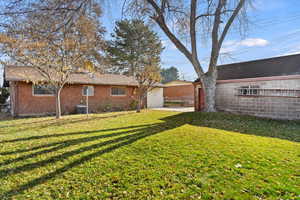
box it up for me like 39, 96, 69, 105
161, 66, 179, 83
0, 1, 105, 119
106, 19, 163, 112
125, 0, 249, 112
0, 0, 102, 76
106, 19, 164, 75
0, 0, 100, 21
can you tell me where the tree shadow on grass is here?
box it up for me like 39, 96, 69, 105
0, 112, 134, 133
162, 112, 300, 142
0, 112, 298, 199
0, 125, 158, 166
0, 116, 184, 199
0, 124, 150, 145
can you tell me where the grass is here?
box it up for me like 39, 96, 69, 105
0, 110, 299, 200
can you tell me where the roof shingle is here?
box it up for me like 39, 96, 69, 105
194, 54, 300, 82
4, 66, 139, 86
217, 53, 300, 80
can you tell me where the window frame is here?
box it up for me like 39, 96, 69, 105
236, 86, 300, 98
237, 85, 260, 96
82, 85, 94, 97
32, 84, 56, 96
111, 86, 126, 96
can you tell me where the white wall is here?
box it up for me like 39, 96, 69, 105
147, 88, 164, 108
216, 78, 300, 120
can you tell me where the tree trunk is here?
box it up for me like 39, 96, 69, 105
55, 88, 62, 119
202, 73, 217, 112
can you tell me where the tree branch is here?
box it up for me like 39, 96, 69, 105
208, 0, 246, 74
218, 0, 246, 46
195, 9, 235, 21
146, 0, 204, 76
190, 0, 202, 76
208, 0, 226, 74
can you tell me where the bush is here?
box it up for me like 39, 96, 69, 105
0, 88, 9, 104
103, 104, 112, 112
129, 100, 138, 110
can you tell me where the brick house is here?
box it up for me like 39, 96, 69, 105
194, 54, 300, 120
4, 66, 164, 116
163, 80, 194, 107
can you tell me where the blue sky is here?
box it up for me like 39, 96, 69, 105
100, 0, 300, 80
2, 0, 300, 83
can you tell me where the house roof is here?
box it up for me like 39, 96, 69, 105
164, 80, 193, 86
195, 54, 300, 82
4, 66, 164, 87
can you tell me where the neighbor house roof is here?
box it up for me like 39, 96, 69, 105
4, 66, 164, 87
195, 54, 300, 82
164, 80, 193, 86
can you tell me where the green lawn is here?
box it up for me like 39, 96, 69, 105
0, 111, 299, 200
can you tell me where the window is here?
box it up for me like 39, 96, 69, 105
33, 84, 55, 96
83, 86, 94, 96
259, 89, 300, 97
237, 86, 300, 97
237, 85, 259, 96
111, 87, 126, 96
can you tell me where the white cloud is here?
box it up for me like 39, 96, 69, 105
239, 38, 269, 47
220, 38, 269, 54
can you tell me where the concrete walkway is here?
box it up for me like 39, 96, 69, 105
150, 107, 195, 112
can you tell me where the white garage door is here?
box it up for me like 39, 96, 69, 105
147, 88, 164, 108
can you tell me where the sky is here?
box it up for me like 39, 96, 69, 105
101, 0, 300, 80
2, 0, 300, 84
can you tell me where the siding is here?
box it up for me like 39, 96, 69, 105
216, 79, 300, 120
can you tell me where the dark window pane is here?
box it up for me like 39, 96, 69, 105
239, 85, 260, 96
111, 87, 126, 95
33, 85, 55, 95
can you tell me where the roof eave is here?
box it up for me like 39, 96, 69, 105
4, 78, 139, 87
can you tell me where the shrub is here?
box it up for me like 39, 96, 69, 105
129, 100, 138, 110
0, 88, 9, 104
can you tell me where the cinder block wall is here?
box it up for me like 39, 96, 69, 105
216, 79, 300, 120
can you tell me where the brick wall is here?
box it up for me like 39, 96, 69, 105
12, 82, 138, 116
163, 84, 194, 106
216, 79, 300, 120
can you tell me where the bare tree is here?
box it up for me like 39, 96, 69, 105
0, 0, 106, 83
125, 0, 250, 112
135, 65, 161, 112
0, 0, 100, 20
0, 1, 105, 119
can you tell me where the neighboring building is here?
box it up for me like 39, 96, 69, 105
4, 66, 164, 116
194, 54, 300, 120
163, 80, 194, 107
